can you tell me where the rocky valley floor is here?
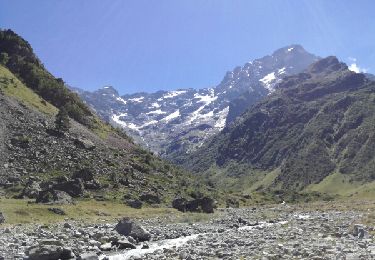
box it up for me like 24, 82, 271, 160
0, 201, 374, 260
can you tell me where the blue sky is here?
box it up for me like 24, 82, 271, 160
1, 0, 374, 94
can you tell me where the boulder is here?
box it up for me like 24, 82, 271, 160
0, 212, 5, 224
73, 168, 94, 181
114, 217, 151, 242
48, 208, 66, 215
21, 181, 41, 199
53, 178, 84, 197
139, 193, 161, 204
36, 190, 73, 204
74, 137, 96, 150
172, 197, 215, 213
27, 245, 74, 260
125, 199, 143, 209
172, 198, 188, 212
113, 239, 137, 249
99, 242, 112, 251
353, 224, 369, 239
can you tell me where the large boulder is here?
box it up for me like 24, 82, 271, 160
36, 190, 73, 204
27, 245, 74, 260
125, 199, 143, 209
114, 217, 151, 242
172, 198, 188, 212
53, 178, 84, 197
139, 193, 160, 204
172, 197, 215, 213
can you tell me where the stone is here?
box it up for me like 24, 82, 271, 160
27, 245, 73, 260
0, 212, 5, 224
115, 239, 137, 249
73, 168, 94, 181
139, 193, 161, 204
99, 242, 112, 251
74, 137, 96, 150
21, 181, 41, 199
173, 197, 215, 213
36, 190, 73, 204
48, 207, 66, 215
77, 252, 99, 260
53, 178, 84, 197
125, 199, 143, 209
353, 224, 369, 239
114, 217, 151, 242
63, 222, 72, 229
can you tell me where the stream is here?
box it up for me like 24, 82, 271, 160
104, 220, 290, 259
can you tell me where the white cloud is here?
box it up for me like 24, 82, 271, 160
348, 57, 368, 73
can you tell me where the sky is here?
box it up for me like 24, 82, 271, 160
1, 0, 374, 94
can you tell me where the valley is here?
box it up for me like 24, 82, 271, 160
0, 3, 375, 258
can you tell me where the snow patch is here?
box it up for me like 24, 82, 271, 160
116, 97, 127, 105
162, 110, 180, 122
146, 109, 166, 115
278, 67, 286, 75
193, 89, 217, 104
128, 97, 144, 103
287, 47, 294, 52
163, 90, 187, 99
214, 106, 229, 129
151, 102, 161, 108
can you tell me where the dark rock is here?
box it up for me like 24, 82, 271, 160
139, 193, 161, 204
0, 212, 5, 224
10, 135, 30, 148
126, 199, 143, 209
114, 217, 151, 242
73, 168, 94, 181
48, 207, 66, 215
84, 180, 101, 190
173, 197, 215, 213
36, 190, 73, 204
27, 245, 74, 260
172, 198, 188, 212
53, 178, 84, 197
114, 239, 137, 249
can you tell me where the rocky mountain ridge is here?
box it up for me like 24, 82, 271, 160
183, 56, 375, 193
73, 45, 319, 160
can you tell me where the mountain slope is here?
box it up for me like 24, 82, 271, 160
0, 29, 94, 127
183, 57, 375, 192
0, 32, 205, 204
74, 45, 319, 160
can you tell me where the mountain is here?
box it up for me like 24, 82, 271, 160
183, 57, 375, 195
73, 45, 319, 161
0, 29, 204, 204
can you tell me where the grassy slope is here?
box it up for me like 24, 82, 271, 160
0, 65, 57, 115
306, 172, 375, 199
0, 198, 219, 225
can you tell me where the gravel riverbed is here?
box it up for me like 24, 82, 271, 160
0, 204, 374, 259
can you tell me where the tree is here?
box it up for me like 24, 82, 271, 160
55, 107, 70, 133
0, 52, 9, 65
